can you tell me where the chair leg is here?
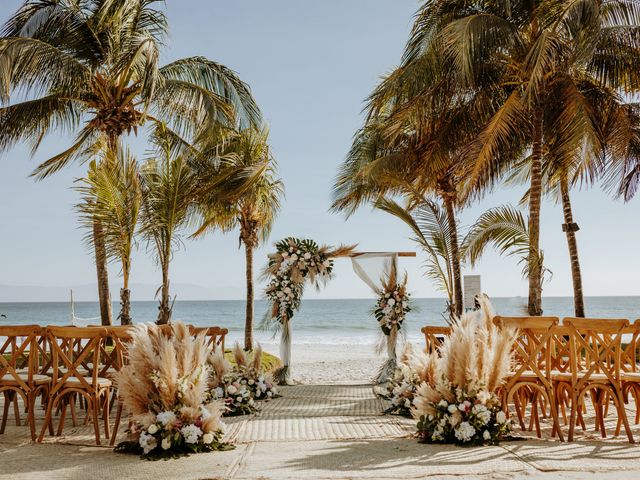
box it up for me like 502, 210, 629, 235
27, 393, 36, 442
91, 399, 101, 446
110, 403, 123, 447
102, 390, 110, 440
38, 395, 55, 443
614, 388, 635, 443
0, 392, 10, 434
56, 398, 68, 437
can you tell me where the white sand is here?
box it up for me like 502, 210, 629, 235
260, 343, 383, 385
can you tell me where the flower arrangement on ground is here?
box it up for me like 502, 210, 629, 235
207, 344, 277, 416
262, 237, 355, 384
385, 344, 435, 417
412, 297, 517, 445
114, 322, 230, 459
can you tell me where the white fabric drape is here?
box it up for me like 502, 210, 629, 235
351, 253, 400, 383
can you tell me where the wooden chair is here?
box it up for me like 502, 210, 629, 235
616, 319, 640, 432
37, 326, 112, 445
420, 326, 450, 354
564, 317, 633, 442
189, 326, 228, 353
493, 316, 564, 441
103, 326, 134, 446
0, 325, 51, 441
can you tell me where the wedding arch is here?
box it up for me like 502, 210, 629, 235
261, 237, 415, 385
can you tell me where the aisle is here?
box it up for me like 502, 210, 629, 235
224, 384, 414, 442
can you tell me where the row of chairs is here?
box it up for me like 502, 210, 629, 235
421, 317, 640, 443
0, 324, 228, 445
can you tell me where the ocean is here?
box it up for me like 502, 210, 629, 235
1, 297, 639, 347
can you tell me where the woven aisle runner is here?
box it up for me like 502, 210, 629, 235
224, 384, 415, 443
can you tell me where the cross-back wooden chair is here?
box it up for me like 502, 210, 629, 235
104, 326, 134, 446
189, 326, 228, 353
420, 326, 450, 354
493, 316, 564, 441
37, 326, 112, 445
0, 325, 50, 441
563, 317, 633, 443
547, 325, 579, 430
615, 320, 640, 432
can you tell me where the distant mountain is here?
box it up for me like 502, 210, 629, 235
0, 282, 244, 302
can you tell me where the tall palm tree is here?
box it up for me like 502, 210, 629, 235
375, 197, 457, 321
0, 0, 261, 325
140, 127, 199, 325
76, 146, 141, 324
193, 127, 283, 350
396, 0, 640, 315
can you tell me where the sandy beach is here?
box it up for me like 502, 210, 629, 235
261, 343, 387, 385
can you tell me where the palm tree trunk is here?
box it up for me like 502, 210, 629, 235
443, 196, 463, 318
157, 261, 171, 325
244, 241, 254, 351
119, 288, 132, 325
93, 220, 113, 326
527, 106, 544, 316
560, 177, 585, 317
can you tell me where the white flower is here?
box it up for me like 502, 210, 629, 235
290, 254, 298, 261
438, 400, 448, 408
156, 411, 177, 427
202, 433, 214, 444
427, 414, 434, 421
447, 404, 457, 413
323, 260, 331, 267
304, 252, 311, 259
213, 387, 224, 399
458, 403, 467, 411
236, 396, 243, 403
227, 385, 237, 395
496, 411, 507, 424
161, 437, 172, 450
477, 410, 491, 425
180, 424, 203, 444
404, 399, 411, 408
388, 298, 396, 306
139, 431, 157, 454
267, 391, 273, 397
147, 424, 159, 434
454, 422, 476, 442
483, 430, 491, 441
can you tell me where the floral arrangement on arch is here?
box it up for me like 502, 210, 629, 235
263, 238, 354, 324
374, 268, 411, 336
113, 322, 230, 459
410, 297, 518, 445
207, 344, 277, 416
262, 237, 355, 384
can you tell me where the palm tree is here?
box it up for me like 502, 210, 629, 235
140, 127, 199, 325
192, 127, 283, 350
76, 146, 141, 324
464, 205, 551, 294
396, 0, 640, 315
375, 197, 457, 321
0, 0, 261, 325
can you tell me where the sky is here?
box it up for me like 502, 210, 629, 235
0, 0, 639, 301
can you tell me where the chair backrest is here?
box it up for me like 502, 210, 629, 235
420, 326, 450, 354
493, 316, 559, 387
101, 326, 134, 374
0, 325, 41, 390
45, 326, 107, 393
189, 326, 228, 352
564, 317, 630, 387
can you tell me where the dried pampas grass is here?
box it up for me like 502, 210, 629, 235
412, 297, 517, 419
114, 321, 220, 426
